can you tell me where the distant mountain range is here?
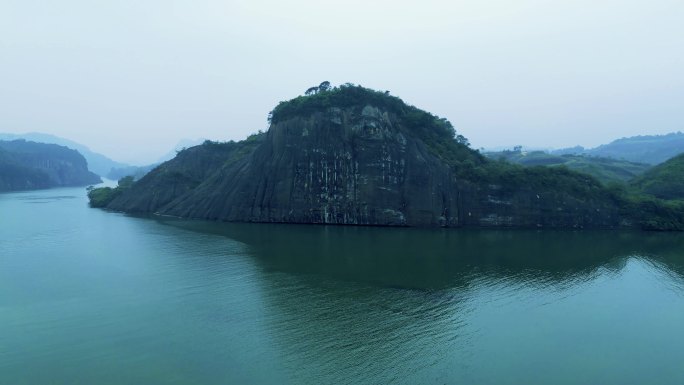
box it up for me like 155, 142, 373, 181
105, 138, 206, 181
0, 133, 128, 177
0, 132, 206, 179
483, 150, 650, 184
106, 163, 159, 181
553, 132, 684, 165
0, 140, 101, 192
483, 132, 684, 185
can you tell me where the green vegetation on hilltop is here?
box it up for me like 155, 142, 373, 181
482, 160, 610, 197
485, 149, 651, 184
270, 82, 480, 170
606, 152, 684, 231
630, 153, 684, 201
269, 83, 470, 146
605, 179, 684, 231
87, 135, 265, 213
484, 148, 684, 230
87, 176, 135, 208
269, 83, 411, 124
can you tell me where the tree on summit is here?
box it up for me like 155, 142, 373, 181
304, 81, 332, 96
318, 81, 331, 92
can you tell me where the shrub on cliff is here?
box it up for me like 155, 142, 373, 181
87, 176, 135, 208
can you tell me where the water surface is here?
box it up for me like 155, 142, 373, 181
1, 187, 683, 384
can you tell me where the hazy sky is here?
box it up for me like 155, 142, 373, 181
1, 0, 682, 164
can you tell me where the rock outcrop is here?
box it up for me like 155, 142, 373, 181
104, 85, 625, 228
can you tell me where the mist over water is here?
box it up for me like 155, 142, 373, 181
2, 187, 684, 384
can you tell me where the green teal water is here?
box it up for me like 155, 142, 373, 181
1, 187, 684, 384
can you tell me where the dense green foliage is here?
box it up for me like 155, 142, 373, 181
87, 176, 135, 208
270, 84, 409, 124
106, 164, 158, 181
485, 144, 684, 230
269, 83, 481, 171
269, 84, 464, 142
630, 153, 684, 200
484, 161, 608, 196
633, 199, 684, 231
554, 132, 684, 165
614, 190, 684, 231
484, 150, 684, 230
485, 149, 651, 184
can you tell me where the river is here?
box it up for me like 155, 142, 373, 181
1, 186, 683, 384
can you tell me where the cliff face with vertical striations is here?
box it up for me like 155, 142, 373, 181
161, 105, 466, 226
102, 85, 629, 228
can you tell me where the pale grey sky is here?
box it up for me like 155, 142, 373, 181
1, 0, 682, 164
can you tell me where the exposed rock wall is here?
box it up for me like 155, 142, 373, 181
158, 107, 462, 226
107, 105, 624, 228
108, 140, 259, 213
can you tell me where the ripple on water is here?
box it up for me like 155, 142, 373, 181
2, 191, 684, 384
17, 195, 78, 204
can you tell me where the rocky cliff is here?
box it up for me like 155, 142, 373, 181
103, 85, 627, 229
0, 140, 101, 191
106, 138, 262, 212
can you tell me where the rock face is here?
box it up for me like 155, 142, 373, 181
0, 140, 101, 192
107, 139, 262, 213
166, 106, 463, 226
106, 86, 624, 228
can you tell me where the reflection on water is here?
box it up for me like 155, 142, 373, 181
168, 220, 684, 289
1, 188, 684, 385
165, 221, 684, 384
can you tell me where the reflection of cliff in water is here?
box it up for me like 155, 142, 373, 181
153, 219, 684, 384
160, 219, 684, 290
